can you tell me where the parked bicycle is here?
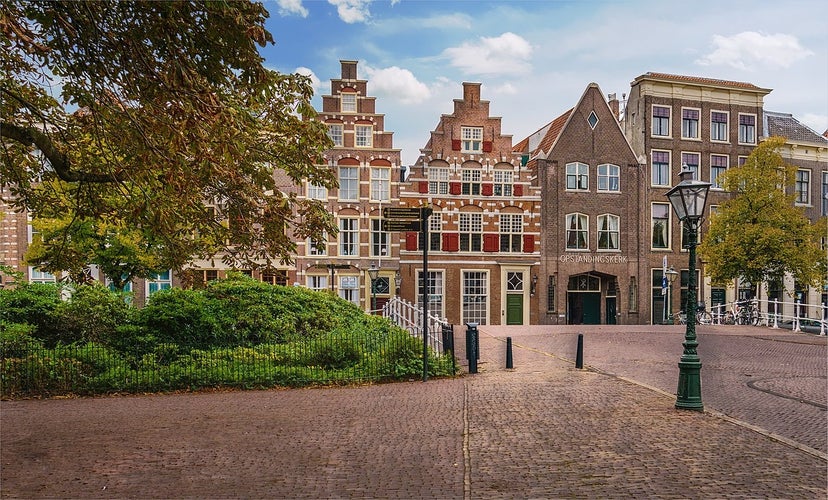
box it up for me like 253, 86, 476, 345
677, 302, 712, 325
734, 299, 760, 326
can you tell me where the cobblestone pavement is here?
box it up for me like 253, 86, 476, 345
1, 325, 826, 499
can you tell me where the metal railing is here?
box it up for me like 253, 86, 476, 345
382, 296, 451, 353
710, 298, 827, 335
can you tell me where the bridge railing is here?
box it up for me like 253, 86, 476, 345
382, 296, 452, 353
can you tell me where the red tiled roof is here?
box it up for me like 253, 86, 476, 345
635, 72, 765, 91
514, 108, 573, 158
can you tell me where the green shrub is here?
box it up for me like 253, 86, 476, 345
0, 322, 43, 358
136, 288, 220, 350
0, 282, 63, 344
54, 284, 133, 345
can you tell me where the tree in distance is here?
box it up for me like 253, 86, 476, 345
1, 1, 337, 288
699, 137, 828, 296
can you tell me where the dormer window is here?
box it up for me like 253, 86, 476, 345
461, 127, 482, 153
341, 92, 356, 113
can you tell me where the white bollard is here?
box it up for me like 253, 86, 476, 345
821, 303, 826, 336
772, 299, 779, 329
794, 300, 801, 332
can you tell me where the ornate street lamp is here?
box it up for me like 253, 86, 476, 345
394, 270, 402, 294
665, 165, 711, 411
368, 263, 379, 314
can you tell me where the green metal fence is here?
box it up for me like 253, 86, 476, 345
1, 330, 458, 398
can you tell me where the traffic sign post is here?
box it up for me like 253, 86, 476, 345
381, 219, 421, 232
382, 207, 423, 220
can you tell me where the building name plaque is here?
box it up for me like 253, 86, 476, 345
559, 254, 629, 264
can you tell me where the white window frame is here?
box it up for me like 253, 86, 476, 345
597, 164, 620, 192
493, 170, 514, 196
417, 270, 445, 318
795, 169, 811, 205
565, 213, 589, 250
29, 267, 56, 283
710, 155, 729, 190
738, 113, 757, 145
681, 152, 700, 180
355, 125, 372, 147
459, 213, 483, 252
461, 270, 489, 325
461, 126, 483, 153
339, 218, 359, 256
307, 183, 327, 200
651, 203, 670, 250
307, 275, 328, 291
681, 107, 700, 140
341, 93, 356, 113
566, 162, 589, 191
370, 167, 390, 202
499, 213, 523, 253
327, 124, 343, 146
307, 233, 328, 256
651, 105, 671, 137
597, 214, 620, 251
147, 270, 172, 296
338, 275, 360, 305
651, 150, 671, 187
461, 169, 482, 196
711, 110, 729, 142
428, 167, 450, 195
370, 218, 389, 257
338, 166, 359, 201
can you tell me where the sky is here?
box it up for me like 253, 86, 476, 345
261, 0, 828, 166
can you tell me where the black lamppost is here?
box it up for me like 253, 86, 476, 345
666, 165, 711, 411
368, 263, 379, 314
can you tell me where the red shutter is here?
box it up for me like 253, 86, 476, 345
418, 181, 429, 193
451, 139, 461, 151
443, 233, 459, 252
482, 141, 493, 152
483, 233, 499, 252
449, 182, 462, 195
523, 234, 535, 253
513, 184, 524, 196
482, 183, 493, 196
405, 232, 418, 251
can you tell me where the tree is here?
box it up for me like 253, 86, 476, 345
1, 1, 337, 282
699, 137, 828, 295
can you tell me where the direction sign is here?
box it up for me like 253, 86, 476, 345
382, 207, 422, 220
382, 219, 421, 232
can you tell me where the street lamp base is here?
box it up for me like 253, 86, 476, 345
675, 359, 703, 411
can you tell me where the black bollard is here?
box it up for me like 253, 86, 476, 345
575, 333, 584, 369
466, 323, 479, 374
506, 337, 513, 369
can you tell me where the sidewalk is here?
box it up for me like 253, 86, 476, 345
1, 327, 826, 499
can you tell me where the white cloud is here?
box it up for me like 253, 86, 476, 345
276, 0, 308, 18
696, 31, 813, 70
491, 83, 517, 95
328, 0, 372, 24
799, 113, 828, 135
442, 32, 533, 76
294, 67, 323, 95
420, 13, 473, 30
363, 64, 431, 105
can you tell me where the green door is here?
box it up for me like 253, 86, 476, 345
506, 294, 523, 325
582, 293, 601, 324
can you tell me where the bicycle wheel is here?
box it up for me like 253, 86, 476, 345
749, 310, 760, 326
698, 311, 712, 325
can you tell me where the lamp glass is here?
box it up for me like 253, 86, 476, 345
368, 264, 379, 281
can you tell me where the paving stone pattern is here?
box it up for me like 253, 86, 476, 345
1, 325, 825, 499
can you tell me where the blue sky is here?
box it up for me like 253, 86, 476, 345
261, 0, 828, 165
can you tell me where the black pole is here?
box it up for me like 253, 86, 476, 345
421, 208, 431, 382
676, 219, 703, 410
506, 337, 513, 369
575, 333, 584, 369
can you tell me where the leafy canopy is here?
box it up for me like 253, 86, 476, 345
699, 137, 827, 291
1, 1, 336, 282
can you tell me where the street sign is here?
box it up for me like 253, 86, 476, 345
382, 207, 423, 220
382, 219, 421, 232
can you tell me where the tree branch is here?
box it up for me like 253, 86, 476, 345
1, 121, 121, 183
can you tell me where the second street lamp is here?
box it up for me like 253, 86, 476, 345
368, 263, 379, 314
665, 165, 711, 411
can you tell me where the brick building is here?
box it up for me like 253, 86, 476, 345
398, 82, 542, 325
293, 60, 403, 312
622, 72, 771, 323
515, 83, 642, 325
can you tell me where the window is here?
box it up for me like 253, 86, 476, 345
710, 155, 728, 189
681, 108, 700, 139
565, 213, 588, 250
711, 111, 728, 142
493, 170, 514, 196
681, 153, 700, 180
795, 169, 810, 205
822, 172, 828, 216
355, 125, 372, 147
629, 277, 638, 312
370, 219, 389, 257
417, 270, 444, 318
428, 167, 449, 195
652, 105, 670, 136
341, 92, 356, 112
462, 271, 488, 325
307, 183, 327, 200
307, 233, 327, 256
147, 270, 172, 296
327, 124, 343, 146
263, 270, 288, 286
597, 214, 620, 250
339, 166, 359, 200
461, 127, 482, 153
738, 114, 756, 144
339, 218, 359, 256
370, 167, 390, 202
461, 169, 482, 196
459, 213, 483, 251
651, 151, 670, 186
190, 270, 218, 289
651, 203, 670, 249
566, 162, 589, 191
338, 276, 359, 305
499, 214, 523, 252
420, 212, 442, 251
597, 164, 620, 192
546, 275, 556, 312
29, 267, 56, 283
307, 275, 328, 291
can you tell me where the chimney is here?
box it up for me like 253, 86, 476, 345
607, 93, 619, 121
463, 82, 481, 104
341, 60, 358, 80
